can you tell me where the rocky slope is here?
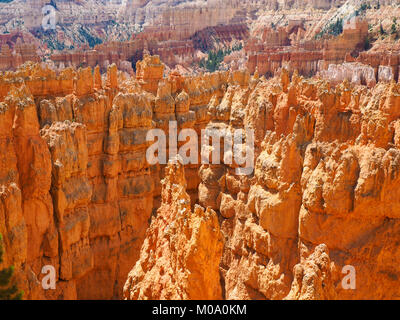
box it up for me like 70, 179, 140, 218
124, 159, 223, 300
125, 59, 400, 300
0, 0, 354, 72
0, 61, 155, 299
1, 52, 400, 300
0, 56, 246, 299
2, 0, 400, 82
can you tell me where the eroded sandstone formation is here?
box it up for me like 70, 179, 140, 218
2, 0, 400, 85
0, 56, 250, 300
247, 18, 369, 78
124, 59, 400, 300
0, 61, 156, 299
1, 52, 400, 300
123, 159, 223, 300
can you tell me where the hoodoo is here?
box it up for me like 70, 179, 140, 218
0, 0, 400, 301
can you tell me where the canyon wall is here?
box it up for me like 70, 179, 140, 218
0, 61, 153, 299
1, 52, 400, 300
125, 64, 400, 300
0, 56, 244, 299
2, 0, 400, 80
246, 18, 369, 78
124, 160, 223, 300
0, 0, 351, 72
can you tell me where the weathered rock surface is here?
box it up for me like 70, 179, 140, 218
0, 57, 246, 299
123, 159, 223, 300
125, 64, 400, 300
1, 53, 400, 300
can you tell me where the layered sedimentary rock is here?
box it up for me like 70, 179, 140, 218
319, 53, 400, 88
49, 38, 198, 73
349, 52, 400, 83
47, 20, 250, 73
0, 0, 358, 73
319, 62, 377, 87
0, 0, 257, 71
0, 0, 121, 29
0, 56, 243, 300
191, 24, 249, 51
0, 35, 40, 71
247, 17, 369, 78
243, 1, 400, 82
120, 0, 242, 37
4, 0, 399, 80
124, 63, 400, 300
123, 160, 223, 300
322, 18, 369, 67
1, 52, 400, 300
0, 61, 157, 299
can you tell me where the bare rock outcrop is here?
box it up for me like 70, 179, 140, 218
1, 53, 400, 300
123, 160, 223, 300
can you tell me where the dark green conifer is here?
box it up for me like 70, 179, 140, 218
0, 234, 23, 300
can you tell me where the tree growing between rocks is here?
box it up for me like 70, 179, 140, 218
0, 234, 23, 300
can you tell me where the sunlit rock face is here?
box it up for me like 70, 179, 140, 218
0, 58, 247, 299
2, 44, 400, 300
0, 0, 349, 73
0, 62, 156, 299
123, 159, 224, 300
2, 0, 400, 301
124, 55, 400, 300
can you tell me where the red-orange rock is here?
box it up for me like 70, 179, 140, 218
123, 159, 223, 300
1, 54, 400, 301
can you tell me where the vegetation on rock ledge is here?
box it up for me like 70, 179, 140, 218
0, 234, 23, 300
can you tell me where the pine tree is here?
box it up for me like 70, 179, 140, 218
380, 23, 386, 35
0, 234, 23, 300
391, 18, 397, 35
